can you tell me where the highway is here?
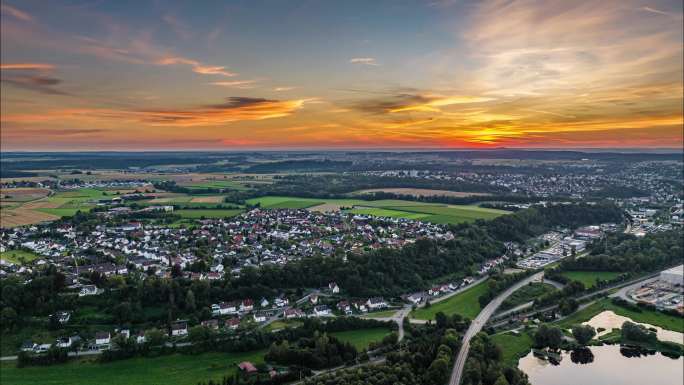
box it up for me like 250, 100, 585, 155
448, 271, 544, 385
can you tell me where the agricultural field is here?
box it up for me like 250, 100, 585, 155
352, 188, 491, 198
1, 188, 109, 227
329, 327, 394, 350
175, 209, 244, 219
264, 320, 303, 332
0, 350, 266, 385
411, 280, 490, 320
246, 196, 509, 225
560, 271, 623, 288
180, 179, 250, 191
0, 249, 41, 264
347, 207, 429, 220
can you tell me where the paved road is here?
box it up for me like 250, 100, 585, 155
448, 272, 544, 385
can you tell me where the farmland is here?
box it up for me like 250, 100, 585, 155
246, 196, 509, 225
0, 350, 266, 385
411, 280, 490, 320
1, 188, 111, 227
175, 209, 244, 219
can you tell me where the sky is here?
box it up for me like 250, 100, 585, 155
1, 0, 682, 151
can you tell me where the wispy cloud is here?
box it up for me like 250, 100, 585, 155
211, 80, 258, 89
0, 62, 67, 95
0, 63, 54, 70
1, 3, 32, 22
274, 86, 295, 92
157, 56, 236, 77
349, 90, 494, 114
349, 57, 379, 66
2, 97, 308, 127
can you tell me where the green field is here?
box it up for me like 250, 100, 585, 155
183, 180, 250, 191
37, 208, 83, 217
348, 207, 429, 220
411, 280, 489, 320
560, 271, 622, 288
330, 327, 393, 350
0, 350, 266, 385
556, 298, 684, 332
490, 331, 535, 366
500, 283, 558, 310
175, 209, 244, 219
0, 249, 41, 264
246, 196, 509, 224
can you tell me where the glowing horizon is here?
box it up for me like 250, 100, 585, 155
1, 0, 682, 151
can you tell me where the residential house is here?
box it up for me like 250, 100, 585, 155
171, 321, 188, 337
95, 332, 111, 347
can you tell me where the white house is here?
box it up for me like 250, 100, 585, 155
253, 312, 267, 323
79, 285, 99, 297
328, 282, 340, 294
366, 297, 388, 310
95, 332, 110, 347
171, 322, 188, 337
313, 305, 331, 317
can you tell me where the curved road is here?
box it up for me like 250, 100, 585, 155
449, 271, 544, 385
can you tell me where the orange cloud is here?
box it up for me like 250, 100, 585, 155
0, 63, 53, 70
1, 97, 307, 127
157, 57, 236, 77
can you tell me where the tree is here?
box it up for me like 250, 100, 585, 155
572, 324, 596, 346
0, 307, 17, 331
145, 328, 166, 347
425, 358, 449, 385
185, 290, 196, 312
534, 324, 563, 350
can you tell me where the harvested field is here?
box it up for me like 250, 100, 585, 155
308, 203, 350, 212
0, 188, 50, 202
190, 196, 224, 203
353, 188, 491, 197
1, 208, 59, 228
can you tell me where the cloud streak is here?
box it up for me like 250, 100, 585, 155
157, 56, 236, 77
1, 3, 32, 22
349, 57, 379, 66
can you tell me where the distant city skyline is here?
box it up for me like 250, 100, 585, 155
1, 0, 683, 150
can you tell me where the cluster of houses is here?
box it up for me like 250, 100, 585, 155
0, 208, 453, 281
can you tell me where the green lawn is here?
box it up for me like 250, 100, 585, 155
411, 280, 489, 320
490, 331, 535, 366
175, 209, 244, 219
0, 249, 40, 264
560, 271, 622, 288
264, 320, 303, 332
361, 310, 399, 319
329, 327, 393, 350
0, 350, 266, 385
556, 298, 684, 333
500, 283, 557, 311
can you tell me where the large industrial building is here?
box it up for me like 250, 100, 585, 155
660, 265, 684, 286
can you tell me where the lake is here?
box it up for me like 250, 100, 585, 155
519, 345, 683, 385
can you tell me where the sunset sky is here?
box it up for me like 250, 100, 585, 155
1, 0, 682, 150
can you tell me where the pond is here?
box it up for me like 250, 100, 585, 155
519, 345, 683, 385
